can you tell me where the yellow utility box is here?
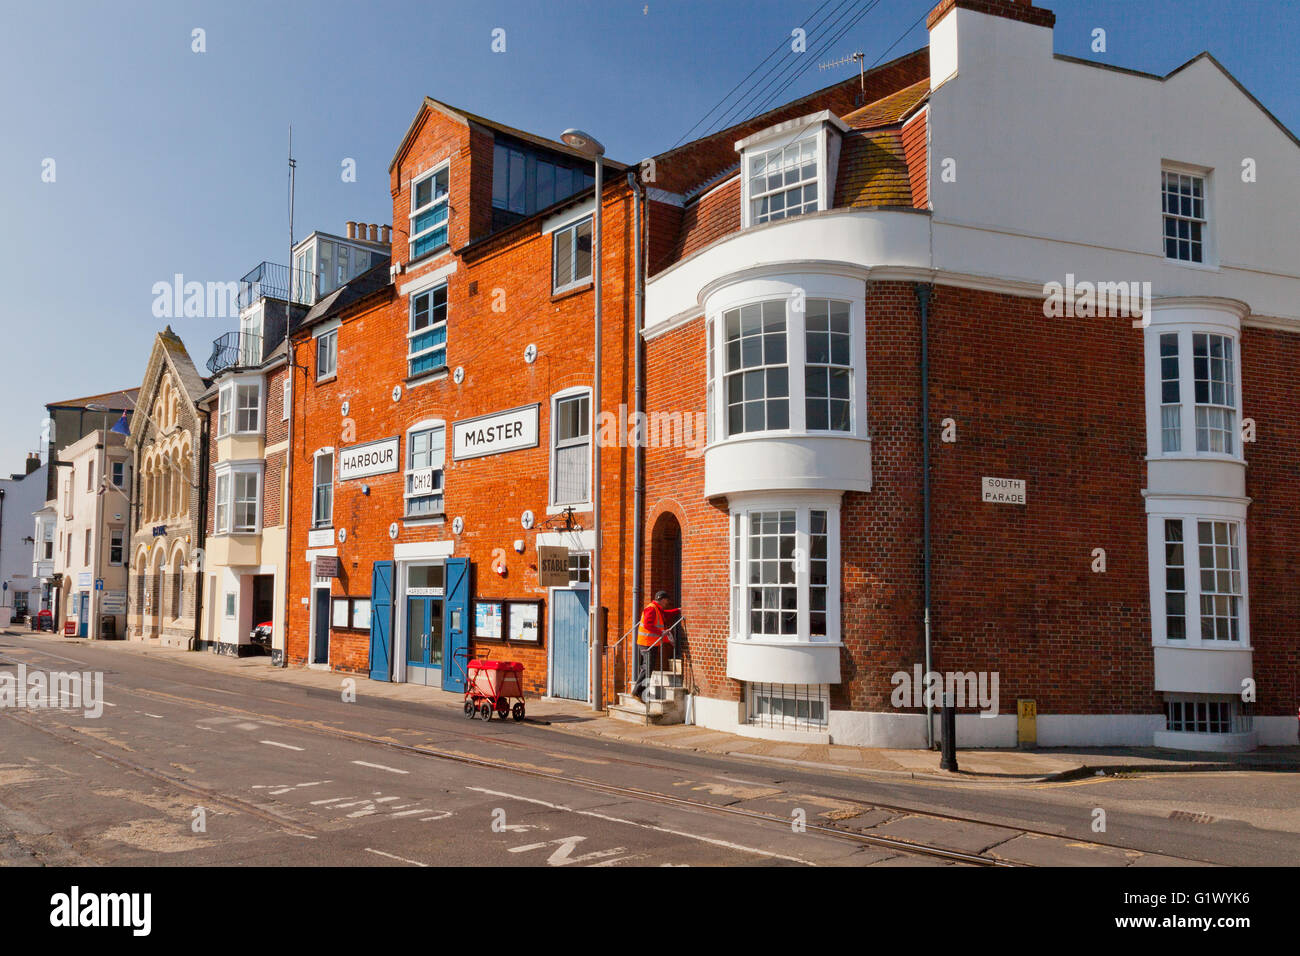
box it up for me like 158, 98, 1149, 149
1017, 699, 1037, 747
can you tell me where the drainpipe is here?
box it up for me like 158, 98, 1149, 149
627, 171, 645, 699
914, 283, 934, 749
280, 340, 296, 669
191, 409, 210, 652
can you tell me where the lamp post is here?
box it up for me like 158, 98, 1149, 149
561, 127, 605, 712
86, 402, 110, 640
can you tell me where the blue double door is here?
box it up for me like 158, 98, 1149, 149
369, 558, 468, 692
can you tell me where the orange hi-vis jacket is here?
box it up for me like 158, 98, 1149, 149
636, 602, 680, 648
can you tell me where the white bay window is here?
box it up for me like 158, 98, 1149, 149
729, 500, 838, 644
213, 463, 262, 535
1153, 514, 1247, 645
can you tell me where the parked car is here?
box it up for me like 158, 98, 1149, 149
250, 620, 273, 652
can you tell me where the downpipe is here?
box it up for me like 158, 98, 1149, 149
914, 283, 935, 749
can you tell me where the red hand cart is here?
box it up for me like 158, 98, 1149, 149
462, 657, 526, 721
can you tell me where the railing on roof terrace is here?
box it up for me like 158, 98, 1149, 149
238, 261, 292, 310
208, 332, 263, 375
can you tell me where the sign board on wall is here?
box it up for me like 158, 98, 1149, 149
307, 528, 335, 548
475, 601, 503, 640
453, 405, 539, 461
507, 601, 541, 642
536, 546, 570, 588
338, 437, 400, 481
981, 477, 1027, 505
315, 556, 340, 578
101, 591, 127, 614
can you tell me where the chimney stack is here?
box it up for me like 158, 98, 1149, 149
25, 453, 40, 475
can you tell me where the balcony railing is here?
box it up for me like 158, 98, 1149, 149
208, 332, 263, 375
238, 261, 293, 311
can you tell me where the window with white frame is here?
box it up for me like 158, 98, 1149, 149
1158, 516, 1245, 644
405, 423, 446, 519
748, 137, 818, 226
1198, 520, 1242, 641
410, 166, 450, 259
730, 505, 836, 642
804, 299, 852, 431
214, 472, 230, 533
724, 301, 788, 435
218, 381, 261, 436
1159, 333, 1181, 452
706, 318, 716, 445
552, 216, 593, 293
1162, 169, 1207, 264
111, 460, 126, 488
236, 382, 260, 433
551, 391, 590, 507
313, 451, 333, 528
213, 465, 261, 534
567, 552, 590, 587
1163, 519, 1186, 640
109, 529, 123, 566
409, 284, 448, 377
317, 328, 338, 380
1193, 333, 1235, 454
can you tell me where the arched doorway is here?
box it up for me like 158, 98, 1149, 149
650, 511, 683, 608
149, 545, 166, 640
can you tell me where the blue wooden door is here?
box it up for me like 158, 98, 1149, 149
441, 558, 470, 693
552, 589, 589, 701
369, 561, 394, 682
78, 593, 88, 637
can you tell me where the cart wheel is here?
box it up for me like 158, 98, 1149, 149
512, 702, 525, 722
463, 699, 475, 718
480, 702, 493, 721
497, 698, 511, 719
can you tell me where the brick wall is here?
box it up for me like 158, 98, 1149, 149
288, 103, 640, 701
643, 280, 1171, 717
1241, 326, 1300, 715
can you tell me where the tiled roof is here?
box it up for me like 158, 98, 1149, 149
840, 79, 929, 130
835, 129, 913, 208
673, 177, 741, 263
47, 388, 139, 410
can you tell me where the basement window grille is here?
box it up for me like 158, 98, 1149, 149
747, 682, 828, 731
1164, 697, 1251, 735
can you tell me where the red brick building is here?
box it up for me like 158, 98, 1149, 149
283, 0, 1299, 751
285, 100, 647, 705
639, 0, 1300, 750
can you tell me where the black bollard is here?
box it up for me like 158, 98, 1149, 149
939, 693, 959, 772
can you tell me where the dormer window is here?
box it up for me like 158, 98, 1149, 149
736, 111, 845, 230
748, 139, 818, 225
410, 166, 450, 259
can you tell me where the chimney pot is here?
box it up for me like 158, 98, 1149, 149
381, 225, 391, 244
368, 223, 379, 242
346, 221, 357, 239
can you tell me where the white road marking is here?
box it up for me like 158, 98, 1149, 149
374, 796, 400, 803
260, 740, 305, 751
509, 835, 628, 866
143, 713, 164, 719
310, 797, 346, 805
420, 812, 453, 822
352, 760, 409, 775
468, 787, 815, 865
365, 848, 427, 867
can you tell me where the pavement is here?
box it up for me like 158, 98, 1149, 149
7, 630, 1299, 784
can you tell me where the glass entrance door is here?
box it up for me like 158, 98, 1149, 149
404, 595, 444, 686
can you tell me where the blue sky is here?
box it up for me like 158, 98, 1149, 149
1, 0, 1296, 470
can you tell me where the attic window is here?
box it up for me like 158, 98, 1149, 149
410, 166, 450, 259
748, 138, 819, 226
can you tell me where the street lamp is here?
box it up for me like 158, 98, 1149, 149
561, 127, 605, 712
85, 403, 110, 640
